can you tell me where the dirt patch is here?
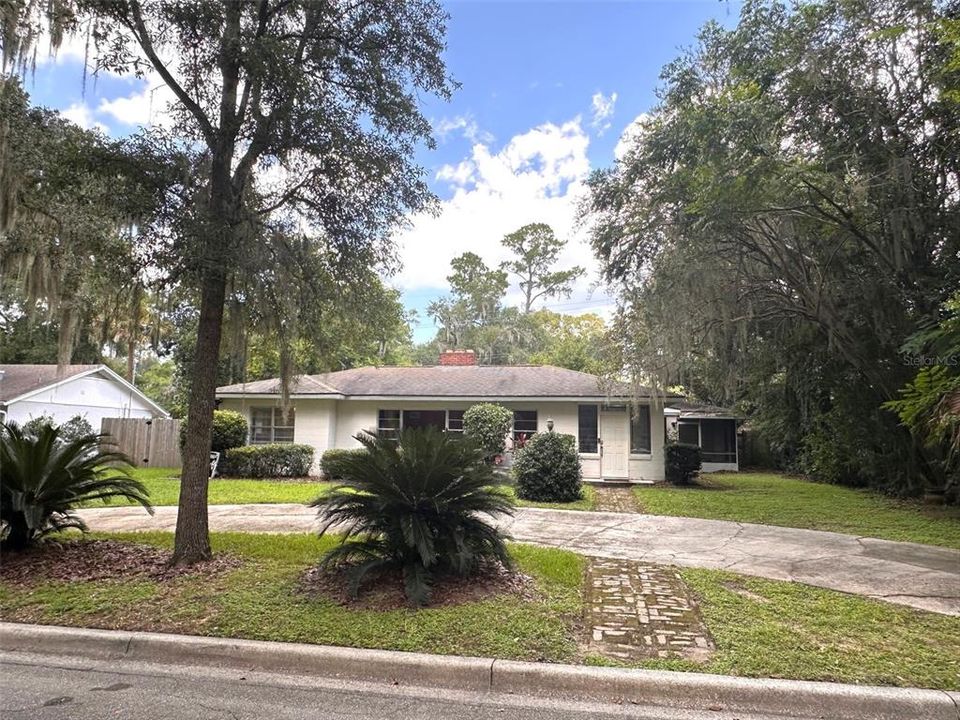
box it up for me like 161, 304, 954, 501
0, 539, 241, 587
721, 580, 771, 604
299, 560, 536, 609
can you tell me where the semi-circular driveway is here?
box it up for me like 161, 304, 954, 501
75, 504, 960, 616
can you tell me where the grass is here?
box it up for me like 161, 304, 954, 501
634, 473, 960, 549
113, 468, 597, 511
589, 568, 960, 690
501, 483, 597, 511
94, 467, 330, 507
2, 532, 958, 688
0, 533, 584, 662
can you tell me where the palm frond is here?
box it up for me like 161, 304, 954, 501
312, 427, 515, 605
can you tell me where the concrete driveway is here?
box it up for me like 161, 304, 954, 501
76, 504, 960, 616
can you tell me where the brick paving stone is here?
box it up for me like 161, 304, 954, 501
592, 485, 640, 513
584, 558, 714, 663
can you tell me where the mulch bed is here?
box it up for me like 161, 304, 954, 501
299, 560, 537, 610
0, 539, 241, 588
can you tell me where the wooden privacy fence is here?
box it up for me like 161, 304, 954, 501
101, 417, 182, 468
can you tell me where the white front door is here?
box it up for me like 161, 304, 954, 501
600, 410, 629, 479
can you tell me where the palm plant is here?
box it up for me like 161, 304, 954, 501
0, 421, 153, 551
310, 427, 515, 606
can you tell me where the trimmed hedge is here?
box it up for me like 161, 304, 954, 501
222, 443, 314, 478
320, 448, 369, 479
179, 410, 248, 454
665, 442, 702, 484
513, 431, 583, 503
463, 403, 513, 460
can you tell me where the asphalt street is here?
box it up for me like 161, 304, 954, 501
0, 651, 791, 720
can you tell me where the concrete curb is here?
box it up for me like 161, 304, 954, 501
2, 623, 957, 720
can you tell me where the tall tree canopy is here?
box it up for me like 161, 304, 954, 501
4, 0, 454, 563
425, 224, 594, 364
501, 223, 584, 313
0, 79, 176, 373
586, 0, 960, 496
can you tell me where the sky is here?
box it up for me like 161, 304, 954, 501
21, 1, 742, 343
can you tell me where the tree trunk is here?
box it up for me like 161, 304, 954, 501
170, 265, 228, 565
1, 514, 33, 552
56, 300, 77, 370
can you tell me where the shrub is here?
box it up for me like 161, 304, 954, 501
320, 448, 369, 479
21, 413, 93, 443
179, 409, 248, 454
311, 427, 514, 606
0, 421, 153, 551
513, 432, 583, 503
59, 414, 94, 442
222, 443, 314, 478
665, 443, 702, 484
21, 413, 56, 436
463, 403, 513, 460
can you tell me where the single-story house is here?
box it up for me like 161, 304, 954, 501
0, 364, 169, 429
217, 350, 672, 482
665, 402, 741, 472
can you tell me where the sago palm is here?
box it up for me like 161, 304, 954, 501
310, 427, 514, 606
0, 421, 153, 551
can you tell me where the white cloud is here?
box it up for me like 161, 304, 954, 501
394, 117, 614, 317
614, 112, 651, 161
60, 101, 108, 133
434, 114, 493, 145
97, 77, 177, 129
590, 91, 618, 135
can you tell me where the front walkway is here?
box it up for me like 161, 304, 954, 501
76, 504, 960, 616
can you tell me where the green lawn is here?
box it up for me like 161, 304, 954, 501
2, 532, 958, 688
0, 533, 583, 662
634, 473, 960, 549
121, 468, 597, 511
109, 468, 330, 506
597, 568, 960, 690
500, 483, 597, 511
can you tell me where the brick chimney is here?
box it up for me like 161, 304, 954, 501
439, 349, 477, 366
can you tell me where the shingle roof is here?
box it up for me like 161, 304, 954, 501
217, 365, 650, 399
668, 400, 741, 419
0, 364, 99, 403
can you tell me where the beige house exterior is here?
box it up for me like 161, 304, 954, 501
216, 355, 669, 482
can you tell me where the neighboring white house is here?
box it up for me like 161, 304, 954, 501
217, 350, 674, 482
0, 364, 169, 429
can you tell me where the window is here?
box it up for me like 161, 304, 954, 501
378, 409, 401, 440
447, 410, 464, 433
512, 410, 537, 444
578, 404, 599, 453
630, 405, 651, 454
251, 407, 295, 444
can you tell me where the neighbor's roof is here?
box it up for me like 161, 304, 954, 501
216, 365, 653, 399
0, 364, 100, 403
0, 363, 169, 417
666, 400, 742, 419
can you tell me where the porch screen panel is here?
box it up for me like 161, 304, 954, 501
677, 421, 699, 446
578, 405, 598, 453
699, 419, 736, 463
